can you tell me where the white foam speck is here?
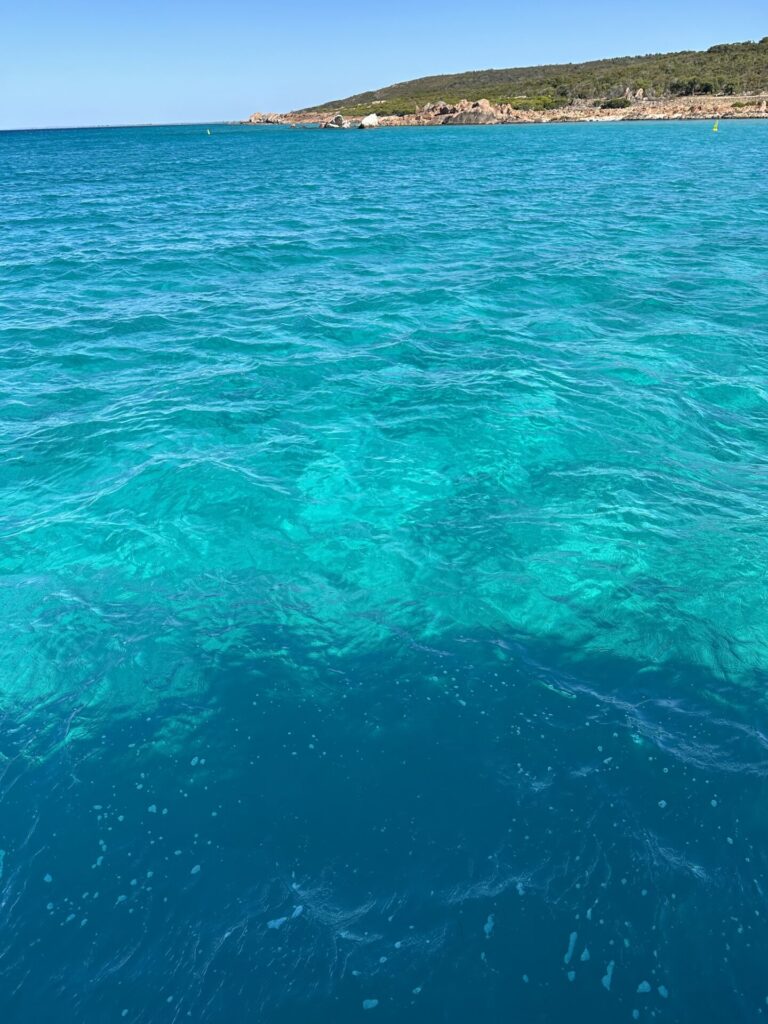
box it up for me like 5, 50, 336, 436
658, 985, 669, 998
190, 864, 200, 875
362, 999, 379, 1010
601, 961, 615, 991
268, 916, 287, 930
484, 913, 495, 938
564, 931, 577, 965
637, 980, 651, 993
44, 873, 53, 883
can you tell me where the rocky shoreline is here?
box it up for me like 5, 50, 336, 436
246, 93, 768, 128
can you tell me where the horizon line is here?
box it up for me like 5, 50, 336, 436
0, 119, 235, 134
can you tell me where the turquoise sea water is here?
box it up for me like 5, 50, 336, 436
1, 120, 768, 1021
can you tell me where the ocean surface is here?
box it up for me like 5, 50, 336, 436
1, 120, 768, 1022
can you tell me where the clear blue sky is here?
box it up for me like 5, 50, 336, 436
2, 0, 766, 129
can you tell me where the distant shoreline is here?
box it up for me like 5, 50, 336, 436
245, 94, 768, 129
4, 100, 767, 135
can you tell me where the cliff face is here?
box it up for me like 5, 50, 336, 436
246, 94, 768, 127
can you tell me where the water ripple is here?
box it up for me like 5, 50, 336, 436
1, 121, 768, 1022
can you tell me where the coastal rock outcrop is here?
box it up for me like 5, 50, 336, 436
248, 112, 286, 124
245, 90, 768, 129
442, 99, 500, 124
420, 100, 457, 116
443, 111, 498, 124
322, 114, 351, 129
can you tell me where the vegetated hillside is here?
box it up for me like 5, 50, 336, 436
302, 38, 768, 115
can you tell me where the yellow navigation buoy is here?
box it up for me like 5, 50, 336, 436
713, 121, 719, 132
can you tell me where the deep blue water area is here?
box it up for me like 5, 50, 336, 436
1, 120, 768, 1022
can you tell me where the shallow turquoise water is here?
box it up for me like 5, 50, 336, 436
1, 120, 768, 1022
